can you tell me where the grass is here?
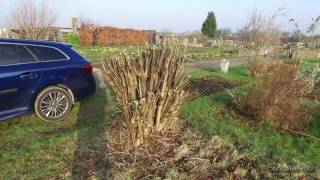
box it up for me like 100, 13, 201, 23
0, 89, 117, 179
181, 63, 320, 177
182, 90, 320, 166
279, 55, 320, 71
190, 65, 250, 82
74, 45, 142, 63
74, 45, 236, 64
0, 58, 319, 178
302, 58, 320, 70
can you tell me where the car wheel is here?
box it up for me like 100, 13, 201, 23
34, 86, 73, 121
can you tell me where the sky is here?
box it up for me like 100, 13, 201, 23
0, 0, 319, 33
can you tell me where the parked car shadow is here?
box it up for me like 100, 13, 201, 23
71, 90, 112, 179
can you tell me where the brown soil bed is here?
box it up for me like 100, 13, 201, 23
187, 76, 242, 100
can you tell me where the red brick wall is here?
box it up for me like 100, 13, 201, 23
80, 26, 155, 46
80, 26, 94, 46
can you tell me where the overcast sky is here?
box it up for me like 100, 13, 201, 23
0, 0, 319, 33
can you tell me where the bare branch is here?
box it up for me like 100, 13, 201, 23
6, 0, 56, 40
245, 8, 285, 76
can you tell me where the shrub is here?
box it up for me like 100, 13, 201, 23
66, 32, 80, 46
229, 61, 314, 130
101, 45, 189, 146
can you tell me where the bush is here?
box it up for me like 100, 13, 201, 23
230, 61, 314, 130
66, 32, 80, 46
101, 45, 189, 146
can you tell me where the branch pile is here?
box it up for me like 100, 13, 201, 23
106, 130, 267, 179
101, 45, 189, 146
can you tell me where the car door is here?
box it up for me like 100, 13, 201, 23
0, 43, 41, 119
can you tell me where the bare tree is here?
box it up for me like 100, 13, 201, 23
289, 16, 319, 45
307, 16, 320, 46
78, 13, 95, 27
235, 27, 250, 42
280, 31, 291, 44
289, 19, 303, 42
218, 28, 232, 40
245, 8, 285, 76
7, 0, 56, 40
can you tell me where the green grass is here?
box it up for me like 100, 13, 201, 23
0, 89, 117, 179
74, 45, 234, 64
279, 56, 320, 71
302, 58, 320, 70
182, 64, 320, 176
74, 45, 143, 63
190, 65, 250, 82
0, 60, 319, 178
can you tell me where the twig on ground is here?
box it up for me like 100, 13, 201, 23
282, 127, 320, 143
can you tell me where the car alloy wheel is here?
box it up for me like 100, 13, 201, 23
35, 86, 73, 121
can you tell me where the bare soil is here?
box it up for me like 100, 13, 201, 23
187, 76, 241, 100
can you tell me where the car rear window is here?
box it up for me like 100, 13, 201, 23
0, 44, 18, 65
27, 45, 68, 61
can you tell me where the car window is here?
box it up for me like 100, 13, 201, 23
0, 44, 18, 65
17, 45, 37, 63
27, 45, 68, 61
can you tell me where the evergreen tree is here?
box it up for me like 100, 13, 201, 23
202, 11, 217, 38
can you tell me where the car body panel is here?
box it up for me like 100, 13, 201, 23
0, 64, 41, 112
0, 38, 96, 121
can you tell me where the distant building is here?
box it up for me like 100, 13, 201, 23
49, 27, 78, 41
155, 32, 203, 47
1, 18, 79, 41
296, 42, 306, 49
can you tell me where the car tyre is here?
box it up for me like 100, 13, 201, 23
34, 86, 73, 121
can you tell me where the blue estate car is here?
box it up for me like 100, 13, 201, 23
0, 38, 96, 121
